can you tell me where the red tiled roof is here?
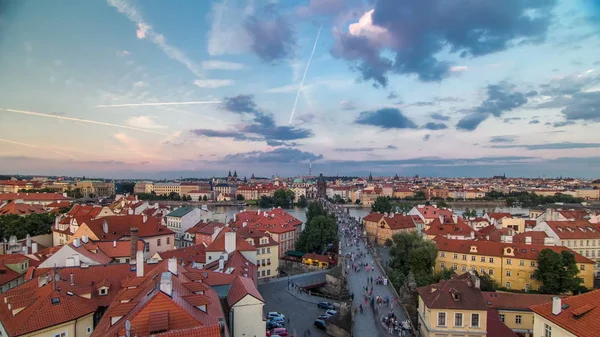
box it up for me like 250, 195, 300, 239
425, 217, 473, 237
229, 208, 302, 234
417, 274, 487, 310
0, 255, 26, 286
92, 240, 145, 258
486, 308, 518, 337
0, 201, 48, 215
227, 275, 264, 306
416, 206, 453, 219
235, 227, 278, 248
186, 221, 226, 235
205, 232, 256, 252
363, 212, 384, 222
81, 215, 174, 240
435, 237, 594, 264
543, 221, 600, 239
513, 231, 549, 245
153, 325, 221, 337
303, 253, 333, 263
159, 245, 207, 266
530, 289, 600, 337
486, 212, 512, 220
46, 201, 71, 208
558, 209, 589, 221
482, 291, 555, 311
0, 192, 70, 202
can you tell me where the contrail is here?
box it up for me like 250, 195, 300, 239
0, 108, 169, 135
289, 26, 322, 125
0, 138, 76, 160
94, 101, 221, 108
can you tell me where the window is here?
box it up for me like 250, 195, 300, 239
529, 273, 534, 279
440, 252, 445, 257
257, 249, 261, 255
262, 248, 266, 254
506, 259, 512, 265
99, 288, 108, 295
438, 312, 446, 326
462, 254, 467, 260
267, 247, 271, 254
544, 324, 552, 337
480, 257, 486, 262
166, 237, 170, 245
480, 268, 486, 274
531, 260, 536, 267
519, 260, 524, 266
461, 265, 467, 272
440, 262, 446, 268
53, 333, 67, 337
515, 315, 522, 324
452, 264, 458, 271
267, 258, 271, 264
261, 270, 266, 277
454, 313, 463, 327
453, 253, 458, 259
267, 269, 271, 276
87, 326, 92, 335
580, 265, 586, 271
471, 256, 476, 261
506, 282, 511, 289
471, 313, 479, 327
489, 257, 494, 263
587, 240, 590, 246
499, 314, 505, 323
157, 239, 161, 246
506, 270, 511, 277
488, 269, 494, 275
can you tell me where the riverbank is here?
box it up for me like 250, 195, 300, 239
340, 200, 507, 208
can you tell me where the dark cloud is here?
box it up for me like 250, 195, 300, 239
503, 117, 522, 123
489, 136, 516, 143
552, 121, 576, 127
456, 83, 534, 131
386, 145, 397, 149
489, 142, 600, 150
422, 122, 448, 130
334, 145, 398, 152
408, 101, 437, 107
561, 91, 600, 122
529, 119, 540, 124
354, 108, 417, 129
192, 95, 313, 143
423, 134, 431, 141
224, 147, 323, 163
429, 112, 450, 121
245, 7, 296, 63
594, 61, 600, 66
330, 0, 557, 87
340, 100, 358, 110
387, 92, 398, 100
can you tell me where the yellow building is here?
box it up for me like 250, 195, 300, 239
417, 273, 517, 337
482, 291, 555, 337
434, 237, 595, 291
362, 212, 418, 244
530, 291, 600, 337
76, 180, 115, 198
302, 253, 332, 268
501, 218, 526, 233
575, 188, 600, 200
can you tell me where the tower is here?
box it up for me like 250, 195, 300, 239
308, 162, 312, 177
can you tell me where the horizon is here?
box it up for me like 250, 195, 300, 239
1, 1, 600, 178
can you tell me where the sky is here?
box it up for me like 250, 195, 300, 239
0, 0, 599, 179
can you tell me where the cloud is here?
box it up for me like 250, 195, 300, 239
340, 100, 358, 111
529, 119, 540, 124
133, 81, 147, 87
119, 50, 130, 56
244, 6, 296, 63
552, 121, 576, 127
125, 116, 166, 129
95, 101, 221, 108
489, 136, 516, 143
387, 92, 398, 100
387, 145, 397, 150
429, 112, 450, 121
334, 145, 398, 152
206, 0, 252, 56
450, 66, 468, 72
224, 147, 323, 163
330, 0, 556, 87
423, 134, 431, 141
489, 142, 600, 150
421, 122, 448, 130
456, 83, 534, 131
561, 91, 600, 122
107, 0, 203, 78
0, 138, 76, 160
354, 108, 417, 129
193, 79, 234, 88
408, 101, 437, 107
296, 0, 347, 17
0, 107, 169, 135
201, 60, 244, 70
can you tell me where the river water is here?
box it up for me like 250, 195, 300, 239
207, 205, 530, 228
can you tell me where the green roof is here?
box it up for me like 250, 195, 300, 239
166, 206, 196, 217
286, 250, 305, 257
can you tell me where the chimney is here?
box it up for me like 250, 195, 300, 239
233, 213, 237, 222
168, 257, 178, 275
242, 221, 247, 228
552, 297, 562, 315
32, 242, 38, 254
22, 246, 28, 254
136, 250, 144, 277
72, 254, 80, 266
160, 271, 173, 296
525, 236, 532, 245
219, 255, 225, 271
81, 235, 88, 244
113, 240, 117, 248
452, 214, 458, 223
26, 234, 31, 247
103, 220, 109, 234
70, 273, 74, 285
130, 227, 139, 264
73, 238, 81, 248
225, 232, 236, 253
257, 209, 260, 215
142, 214, 148, 223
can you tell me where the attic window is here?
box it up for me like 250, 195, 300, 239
99, 287, 108, 296
451, 292, 460, 301
51, 297, 60, 305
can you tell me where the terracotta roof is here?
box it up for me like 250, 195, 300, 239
153, 325, 222, 337
46, 201, 71, 208
543, 221, 600, 239
425, 217, 473, 237
159, 245, 207, 266
0, 192, 71, 202
416, 206, 453, 219
81, 215, 174, 241
363, 212, 384, 222
435, 237, 594, 264
482, 291, 555, 311
303, 253, 333, 263
0, 255, 26, 286
227, 275, 264, 306
486, 212, 512, 220
0, 201, 48, 215
203, 250, 257, 283
530, 289, 600, 337
91, 240, 145, 258
417, 274, 487, 310
487, 308, 518, 337
235, 227, 278, 248
558, 209, 589, 221
513, 231, 549, 245
186, 221, 226, 235
205, 232, 256, 252
229, 208, 302, 234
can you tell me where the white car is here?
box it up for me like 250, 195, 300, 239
267, 312, 285, 319
326, 309, 337, 316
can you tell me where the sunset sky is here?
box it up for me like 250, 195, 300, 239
0, 0, 599, 179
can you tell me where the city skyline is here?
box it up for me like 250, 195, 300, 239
1, 0, 600, 178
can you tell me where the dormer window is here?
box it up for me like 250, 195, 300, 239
98, 287, 109, 296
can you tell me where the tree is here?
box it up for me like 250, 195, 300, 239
236, 194, 245, 201
203, 195, 208, 201
394, 202, 413, 214
534, 249, 583, 294
414, 190, 426, 199
296, 195, 308, 207
432, 268, 455, 283
372, 196, 393, 213
388, 232, 438, 287
260, 189, 296, 208
384, 238, 393, 247
463, 208, 477, 218
436, 200, 449, 208
477, 272, 500, 291
121, 182, 135, 194
296, 202, 338, 253
0, 213, 56, 240
355, 199, 361, 205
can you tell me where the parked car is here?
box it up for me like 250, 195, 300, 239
271, 327, 288, 336
326, 309, 337, 316
270, 316, 285, 326
314, 319, 327, 330
267, 312, 285, 319
317, 301, 335, 310
266, 320, 282, 330
318, 314, 331, 320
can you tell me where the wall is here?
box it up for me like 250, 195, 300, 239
498, 309, 534, 335
256, 244, 278, 279
532, 313, 578, 337
231, 295, 265, 337
422, 307, 487, 337
20, 313, 94, 337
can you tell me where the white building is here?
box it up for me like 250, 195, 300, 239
165, 206, 202, 247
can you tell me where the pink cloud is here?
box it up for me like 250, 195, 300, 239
136, 23, 148, 39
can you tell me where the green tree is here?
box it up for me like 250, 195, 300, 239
372, 196, 393, 213
0, 213, 56, 240
260, 189, 296, 208
203, 195, 208, 201
296, 204, 338, 253
388, 232, 438, 287
296, 195, 308, 207
384, 238, 393, 247
236, 194, 245, 201
477, 272, 500, 291
355, 199, 361, 205
534, 249, 583, 294
66, 188, 83, 199
432, 268, 455, 283
436, 200, 449, 208
393, 202, 413, 214
121, 182, 135, 194
414, 190, 426, 199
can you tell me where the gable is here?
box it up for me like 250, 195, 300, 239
233, 294, 263, 307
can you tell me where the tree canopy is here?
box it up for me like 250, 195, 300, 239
388, 232, 438, 287
258, 189, 295, 208
0, 213, 56, 240
295, 202, 338, 253
372, 196, 393, 213
534, 249, 583, 294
